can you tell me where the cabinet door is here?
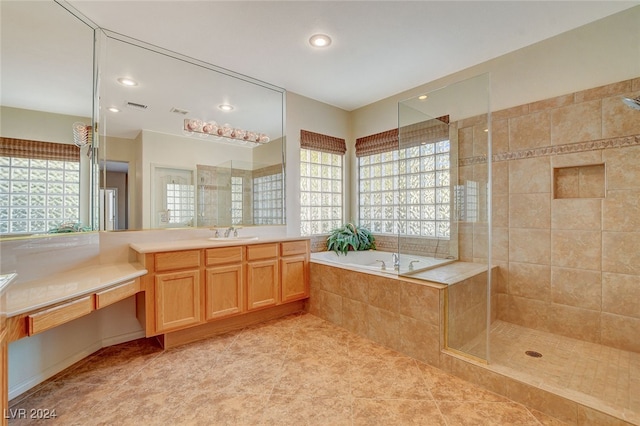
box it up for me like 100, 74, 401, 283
246, 259, 279, 310
155, 270, 201, 333
281, 255, 309, 303
205, 264, 243, 320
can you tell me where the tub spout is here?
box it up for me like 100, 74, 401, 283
392, 253, 400, 271
375, 260, 387, 271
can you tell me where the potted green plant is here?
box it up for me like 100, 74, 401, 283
326, 223, 376, 255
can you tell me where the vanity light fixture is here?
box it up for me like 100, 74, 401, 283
218, 104, 234, 111
183, 118, 270, 146
309, 34, 332, 48
117, 77, 138, 87
108, 107, 120, 113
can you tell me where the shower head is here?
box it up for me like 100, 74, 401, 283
622, 96, 640, 111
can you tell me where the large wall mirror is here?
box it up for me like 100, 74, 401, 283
97, 31, 286, 231
0, 1, 96, 238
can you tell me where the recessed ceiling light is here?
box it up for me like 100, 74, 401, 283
108, 107, 120, 113
418, 95, 428, 100
218, 104, 234, 111
309, 34, 332, 48
117, 77, 138, 87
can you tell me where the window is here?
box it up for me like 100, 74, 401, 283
253, 172, 283, 225
231, 176, 243, 225
0, 138, 81, 235
299, 130, 346, 236
356, 118, 451, 238
165, 182, 195, 226
300, 149, 343, 235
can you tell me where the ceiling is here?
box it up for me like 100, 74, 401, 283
65, 0, 636, 112
1, 0, 637, 125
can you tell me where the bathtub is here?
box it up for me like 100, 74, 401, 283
310, 250, 454, 274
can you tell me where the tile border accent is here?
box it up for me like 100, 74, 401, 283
459, 134, 640, 166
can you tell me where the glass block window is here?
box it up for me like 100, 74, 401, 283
358, 140, 451, 238
166, 183, 195, 226
0, 156, 80, 234
455, 180, 478, 222
231, 176, 243, 225
300, 149, 343, 236
253, 172, 283, 225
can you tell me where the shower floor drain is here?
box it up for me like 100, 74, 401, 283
525, 350, 543, 358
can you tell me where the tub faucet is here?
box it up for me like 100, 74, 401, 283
392, 253, 400, 271
408, 260, 421, 271
224, 226, 237, 238
375, 260, 387, 271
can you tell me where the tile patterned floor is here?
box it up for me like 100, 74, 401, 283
9, 313, 567, 425
462, 320, 640, 425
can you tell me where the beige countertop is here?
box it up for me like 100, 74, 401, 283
0, 273, 17, 295
406, 261, 490, 285
6, 263, 147, 317
130, 236, 310, 254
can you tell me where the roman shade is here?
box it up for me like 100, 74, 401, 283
0, 138, 80, 162
300, 130, 346, 155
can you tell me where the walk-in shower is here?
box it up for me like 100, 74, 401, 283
398, 75, 640, 424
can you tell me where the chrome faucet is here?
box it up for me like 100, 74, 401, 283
392, 253, 400, 271
224, 226, 237, 238
408, 260, 421, 271
375, 260, 387, 271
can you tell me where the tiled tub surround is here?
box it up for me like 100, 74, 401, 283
308, 257, 499, 366
308, 261, 446, 367
447, 267, 498, 360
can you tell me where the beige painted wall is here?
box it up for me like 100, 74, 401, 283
285, 91, 351, 235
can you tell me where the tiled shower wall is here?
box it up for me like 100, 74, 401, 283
458, 77, 640, 352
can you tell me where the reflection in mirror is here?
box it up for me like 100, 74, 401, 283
97, 30, 285, 231
197, 158, 284, 228
0, 1, 96, 239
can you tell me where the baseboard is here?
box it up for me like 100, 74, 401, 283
100, 330, 146, 348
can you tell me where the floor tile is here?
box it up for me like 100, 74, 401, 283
9, 313, 573, 425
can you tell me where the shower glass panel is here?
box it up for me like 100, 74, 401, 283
398, 73, 492, 363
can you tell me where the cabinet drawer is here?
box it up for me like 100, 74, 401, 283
246, 243, 278, 261
95, 280, 140, 309
28, 296, 94, 336
281, 240, 308, 257
206, 246, 244, 266
155, 250, 201, 272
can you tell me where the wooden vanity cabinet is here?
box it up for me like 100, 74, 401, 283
205, 246, 244, 320
153, 250, 203, 333
138, 240, 310, 341
246, 243, 279, 311
280, 240, 310, 303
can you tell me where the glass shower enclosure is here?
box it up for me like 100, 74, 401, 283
398, 73, 493, 363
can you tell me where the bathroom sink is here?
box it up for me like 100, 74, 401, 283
208, 236, 259, 242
